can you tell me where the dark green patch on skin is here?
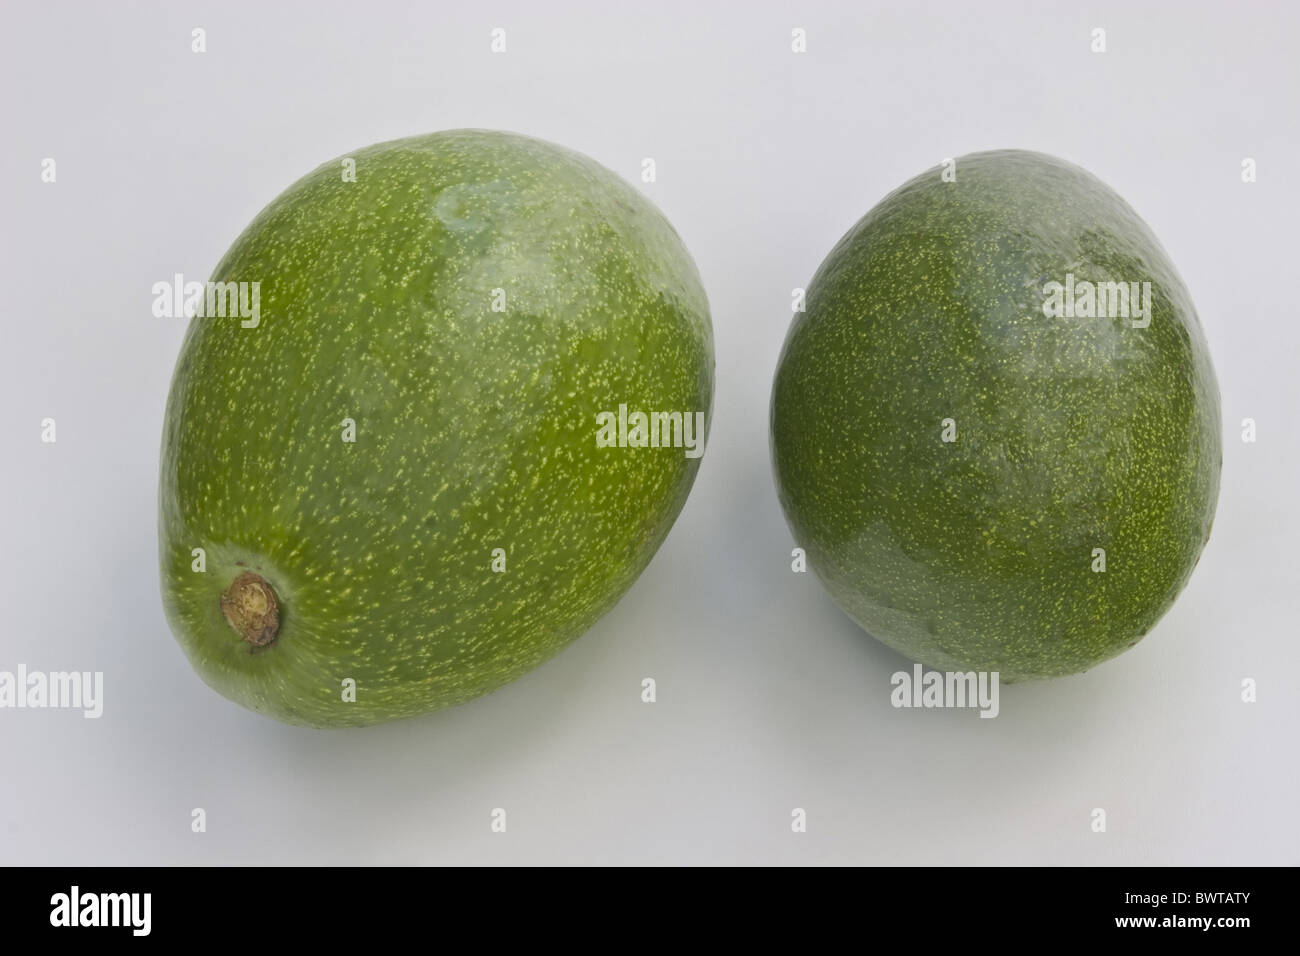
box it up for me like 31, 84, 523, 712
771, 150, 1220, 682
160, 130, 714, 727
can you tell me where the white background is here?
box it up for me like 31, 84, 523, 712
1, 0, 1296, 865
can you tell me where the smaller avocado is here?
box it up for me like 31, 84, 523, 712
770, 150, 1221, 681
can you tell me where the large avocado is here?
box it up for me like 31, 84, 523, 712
771, 150, 1220, 681
159, 130, 713, 726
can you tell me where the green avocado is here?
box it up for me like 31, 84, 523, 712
159, 130, 713, 727
771, 150, 1220, 682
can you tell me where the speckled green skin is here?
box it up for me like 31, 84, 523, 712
771, 150, 1220, 682
160, 130, 713, 727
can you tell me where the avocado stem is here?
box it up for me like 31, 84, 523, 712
220, 571, 280, 646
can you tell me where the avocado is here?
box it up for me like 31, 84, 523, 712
159, 130, 713, 727
771, 150, 1220, 682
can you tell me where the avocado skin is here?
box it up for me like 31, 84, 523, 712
771, 150, 1220, 682
159, 130, 713, 726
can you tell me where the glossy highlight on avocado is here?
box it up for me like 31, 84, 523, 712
159, 130, 714, 726
771, 150, 1220, 682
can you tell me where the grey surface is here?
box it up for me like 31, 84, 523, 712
1, 0, 1297, 865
